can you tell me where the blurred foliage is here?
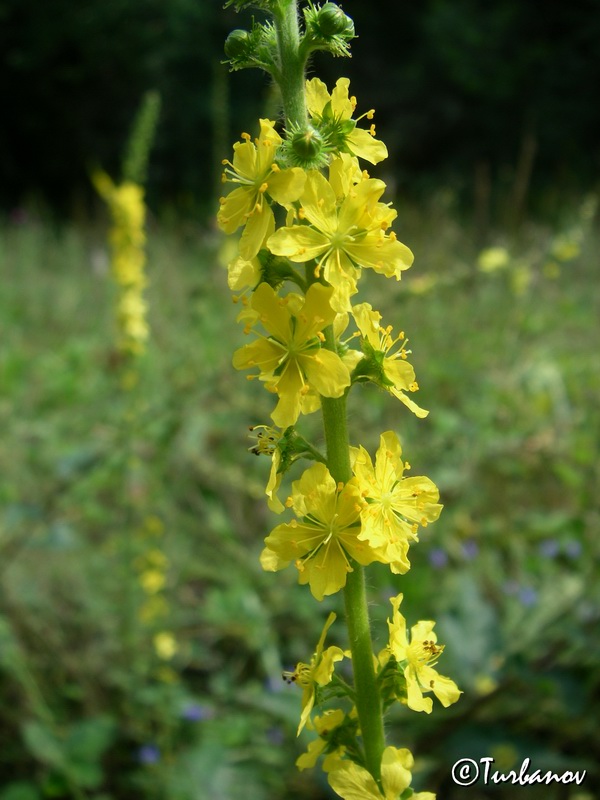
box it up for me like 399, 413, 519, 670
0, 193, 599, 797
1, 0, 600, 217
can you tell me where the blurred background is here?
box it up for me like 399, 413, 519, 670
1, 1, 599, 798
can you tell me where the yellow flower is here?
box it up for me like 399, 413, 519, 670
381, 593, 461, 713
267, 162, 413, 311
260, 462, 376, 600
296, 708, 346, 770
306, 77, 388, 165
352, 303, 428, 418
232, 283, 351, 428
283, 613, 344, 734
217, 119, 306, 259
139, 569, 166, 594
351, 431, 442, 573
327, 746, 433, 800
153, 631, 178, 661
248, 425, 285, 513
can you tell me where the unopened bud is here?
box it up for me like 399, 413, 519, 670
291, 127, 324, 160
316, 3, 354, 37
224, 29, 251, 59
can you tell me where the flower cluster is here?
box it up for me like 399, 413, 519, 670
93, 171, 148, 359
135, 515, 179, 674
219, 5, 460, 797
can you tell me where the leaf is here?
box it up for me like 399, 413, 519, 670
22, 722, 65, 769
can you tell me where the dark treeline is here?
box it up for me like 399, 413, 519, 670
2, 0, 599, 219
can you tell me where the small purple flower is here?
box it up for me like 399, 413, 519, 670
518, 586, 538, 607
429, 548, 448, 569
181, 703, 213, 722
461, 540, 479, 560
539, 539, 560, 559
138, 744, 160, 765
565, 539, 582, 559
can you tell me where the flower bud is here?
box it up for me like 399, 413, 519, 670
290, 127, 324, 161
224, 29, 251, 59
316, 3, 354, 37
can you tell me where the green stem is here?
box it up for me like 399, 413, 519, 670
320, 333, 386, 782
273, 0, 308, 128
271, 0, 385, 782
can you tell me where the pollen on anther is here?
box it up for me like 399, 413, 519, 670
241, 132, 251, 141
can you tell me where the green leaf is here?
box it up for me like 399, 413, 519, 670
22, 721, 65, 769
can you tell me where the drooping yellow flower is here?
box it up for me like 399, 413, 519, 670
247, 424, 285, 513
351, 431, 442, 574
282, 612, 344, 734
260, 462, 376, 600
296, 708, 346, 770
306, 77, 388, 165
381, 594, 461, 714
267, 162, 413, 311
232, 282, 351, 428
327, 746, 435, 800
352, 303, 428, 418
217, 119, 306, 259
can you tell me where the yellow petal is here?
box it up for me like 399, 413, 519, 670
330, 77, 354, 119
305, 77, 330, 117
381, 747, 413, 800
301, 170, 338, 234
390, 387, 429, 418
405, 666, 433, 713
347, 128, 388, 165
294, 283, 337, 340
302, 349, 350, 398
292, 463, 337, 520
267, 166, 306, 205
232, 339, 282, 375
227, 255, 261, 291
313, 645, 344, 685
327, 759, 382, 800
259, 546, 289, 571
301, 538, 352, 600
240, 203, 274, 260
263, 521, 325, 562
251, 282, 291, 343
217, 186, 254, 234
232, 140, 258, 181
268, 224, 330, 263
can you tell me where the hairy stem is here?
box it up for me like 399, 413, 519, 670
272, 0, 386, 781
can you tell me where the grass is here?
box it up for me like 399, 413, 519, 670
0, 196, 598, 799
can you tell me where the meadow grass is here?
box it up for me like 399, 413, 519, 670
0, 199, 598, 798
